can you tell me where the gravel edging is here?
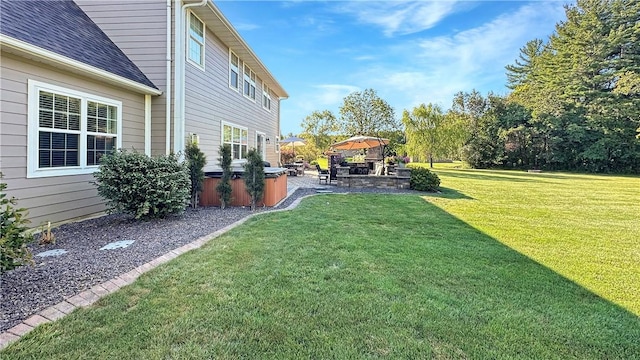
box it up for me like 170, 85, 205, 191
0, 187, 419, 336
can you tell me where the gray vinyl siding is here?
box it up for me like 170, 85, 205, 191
184, 25, 281, 167
76, 0, 170, 155
0, 52, 146, 226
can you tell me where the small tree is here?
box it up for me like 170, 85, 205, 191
339, 88, 397, 136
216, 144, 233, 209
185, 142, 206, 208
300, 109, 339, 152
1, 173, 34, 274
244, 149, 265, 211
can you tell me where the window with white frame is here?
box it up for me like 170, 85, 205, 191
229, 50, 239, 91
262, 83, 272, 111
28, 80, 122, 178
243, 64, 256, 101
188, 12, 205, 67
223, 123, 248, 160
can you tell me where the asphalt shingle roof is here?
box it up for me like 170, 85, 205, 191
0, 0, 158, 90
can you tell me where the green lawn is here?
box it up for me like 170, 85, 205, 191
2, 169, 639, 359
426, 165, 640, 316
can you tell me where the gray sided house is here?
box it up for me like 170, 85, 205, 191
0, 0, 288, 226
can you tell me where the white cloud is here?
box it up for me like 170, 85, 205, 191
354, 2, 566, 113
313, 84, 361, 105
334, 1, 463, 36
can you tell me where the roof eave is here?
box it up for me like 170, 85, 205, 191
0, 35, 162, 96
191, 1, 288, 99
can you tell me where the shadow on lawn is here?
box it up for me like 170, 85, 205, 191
408, 199, 640, 357
1, 194, 638, 358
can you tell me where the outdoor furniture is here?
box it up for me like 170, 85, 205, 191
283, 163, 304, 176
316, 164, 330, 184
374, 161, 384, 176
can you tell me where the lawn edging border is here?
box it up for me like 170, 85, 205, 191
0, 193, 321, 351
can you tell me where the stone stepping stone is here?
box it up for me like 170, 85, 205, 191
100, 240, 135, 250
35, 249, 68, 257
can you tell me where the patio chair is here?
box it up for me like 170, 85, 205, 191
316, 164, 330, 184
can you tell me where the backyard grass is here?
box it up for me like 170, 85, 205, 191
425, 164, 640, 316
2, 169, 639, 358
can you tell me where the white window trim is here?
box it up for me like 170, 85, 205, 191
187, 11, 205, 70
256, 131, 266, 160
229, 49, 240, 92
243, 63, 256, 102
262, 82, 272, 111
27, 79, 123, 178
221, 122, 249, 160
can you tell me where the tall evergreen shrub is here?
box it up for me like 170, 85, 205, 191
216, 144, 232, 209
185, 142, 206, 208
244, 149, 265, 211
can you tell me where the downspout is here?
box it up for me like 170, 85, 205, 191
174, 0, 207, 155
165, 0, 172, 155
277, 98, 282, 166
144, 94, 151, 155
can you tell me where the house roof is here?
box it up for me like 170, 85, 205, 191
190, 0, 288, 99
0, 0, 159, 93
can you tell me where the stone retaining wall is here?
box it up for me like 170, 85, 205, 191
336, 166, 411, 189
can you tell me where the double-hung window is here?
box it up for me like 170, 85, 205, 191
229, 50, 239, 91
188, 12, 205, 68
222, 123, 248, 160
28, 80, 122, 178
243, 64, 256, 101
262, 83, 272, 111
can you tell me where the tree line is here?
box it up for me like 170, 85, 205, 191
298, 0, 639, 173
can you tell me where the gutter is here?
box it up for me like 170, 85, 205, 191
0, 35, 162, 96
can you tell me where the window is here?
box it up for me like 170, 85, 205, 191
223, 123, 248, 160
256, 132, 266, 159
229, 50, 239, 91
262, 83, 272, 111
28, 80, 122, 178
188, 12, 205, 68
243, 64, 256, 101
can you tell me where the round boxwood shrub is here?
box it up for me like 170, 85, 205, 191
93, 150, 190, 220
410, 167, 441, 191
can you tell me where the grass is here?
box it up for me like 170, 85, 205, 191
424, 164, 640, 315
2, 169, 639, 359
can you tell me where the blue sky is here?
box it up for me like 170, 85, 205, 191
216, 1, 569, 136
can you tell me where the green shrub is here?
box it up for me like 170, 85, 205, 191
93, 150, 190, 220
185, 142, 206, 208
410, 167, 441, 191
244, 149, 265, 211
216, 144, 233, 209
1, 173, 34, 274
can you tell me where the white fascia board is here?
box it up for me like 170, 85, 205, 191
0, 35, 162, 96
202, 2, 289, 99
